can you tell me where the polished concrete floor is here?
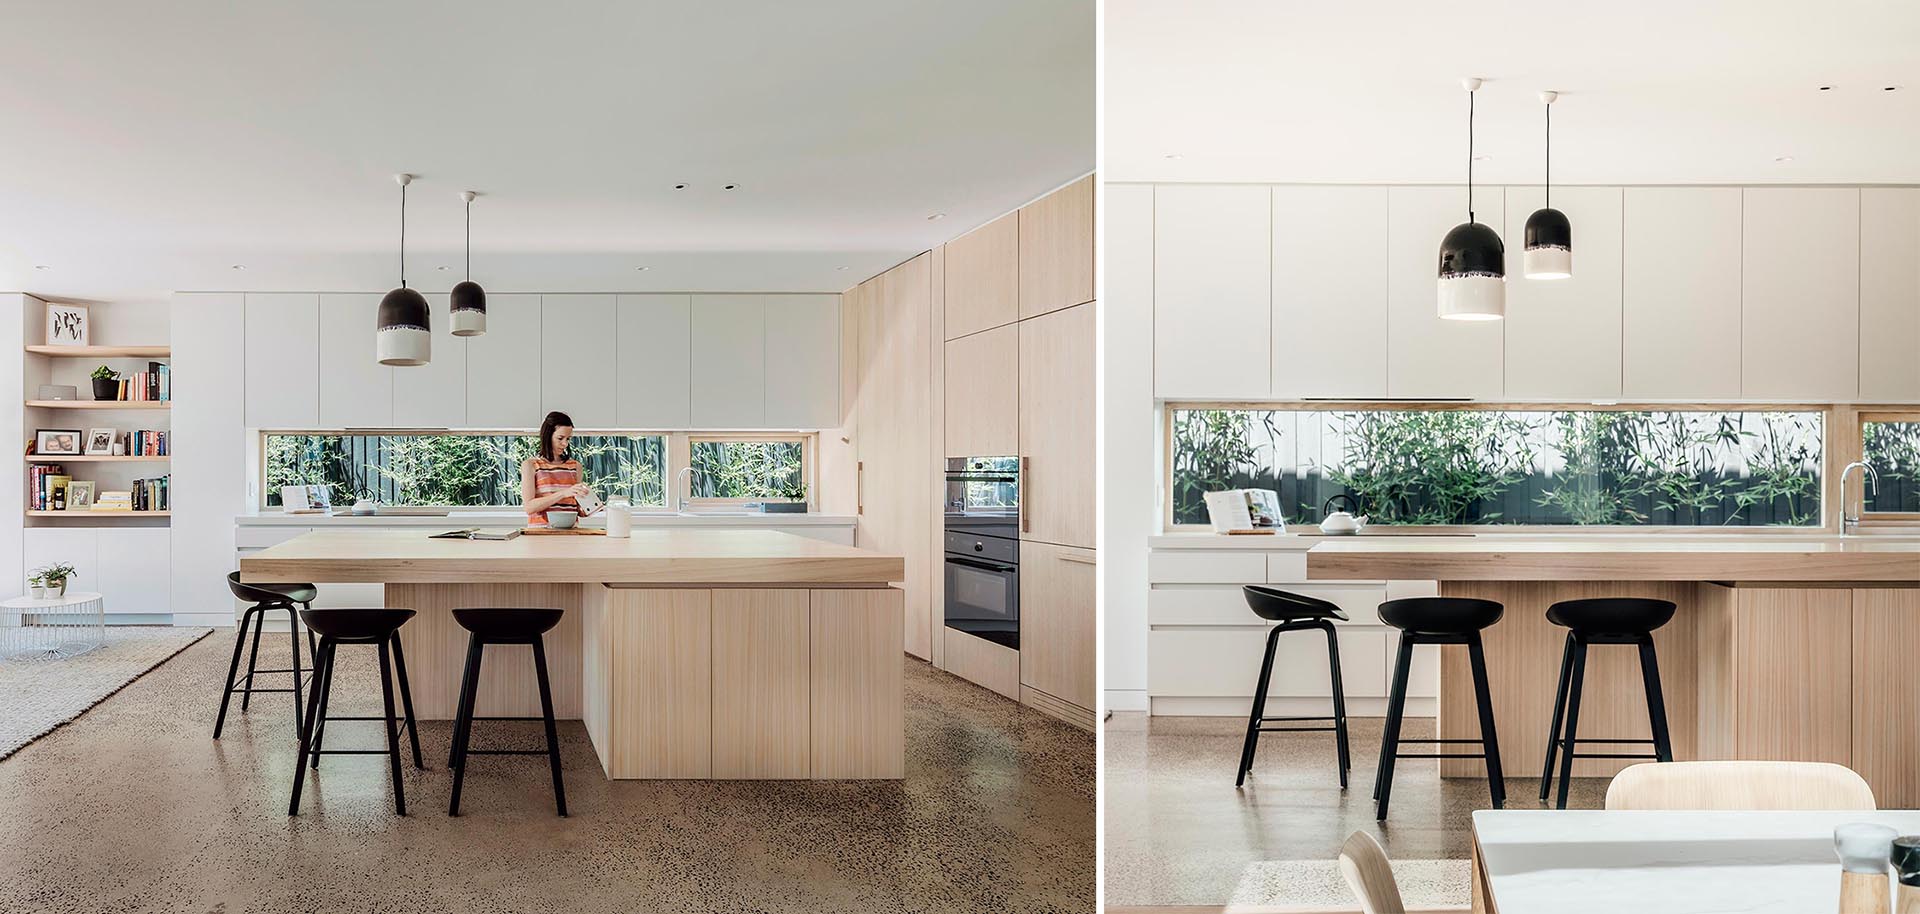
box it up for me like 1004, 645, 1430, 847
0, 634, 1094, 914
1102, 712, 1608, 907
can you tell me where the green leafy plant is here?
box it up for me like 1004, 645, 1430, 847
90, 365, 117, 381
1863, 420, 1920, 513
689, 441, 804, 499
1325, 410, 1534, 525
35, 562, 76, 587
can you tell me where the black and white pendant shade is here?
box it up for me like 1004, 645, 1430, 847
1438, 221, 1507, 320
1523, 206, 1572, 280
376, 173, 431, 366
450, 190, 487, 336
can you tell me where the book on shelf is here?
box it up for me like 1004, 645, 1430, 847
27, 464, 66, 511
129, 474, 168, 512
93, 491, 133, 512
125, 429, 168, 456
110, 362, 170, 402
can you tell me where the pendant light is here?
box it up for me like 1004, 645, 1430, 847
450, 190, 487, 336
1523, 90, 1572, 280
1438, 77, 1506, 321
376, 173, 431, 365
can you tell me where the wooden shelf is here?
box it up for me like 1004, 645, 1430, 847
26, 510, 169, 518
25, 400, 169, 410
25, 345, 170, 358
24, 455, 169, 463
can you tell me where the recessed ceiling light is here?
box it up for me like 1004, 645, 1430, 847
230, 264, 246, 270
1885, 86, 1903, 92
635, 266, 651, 272
1164, 153, 1183, 160
722, 184, 737, 190
673, 183, 687, 190
1774, 155, 1796, 163
1818, 85, 1834, 92
1472, 154, 1491, 161
435, 265, 450, 271
33, 265, 50, 271
927, 213, 946, 221
835, 265, 850, 271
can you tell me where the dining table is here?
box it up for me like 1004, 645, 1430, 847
1470, 809, 1920, 914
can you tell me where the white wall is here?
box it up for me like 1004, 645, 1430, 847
1103, 186, 1154, 711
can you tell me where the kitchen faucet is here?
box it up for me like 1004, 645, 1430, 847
1840, 461, 1879, 535
675, 466, 703, 512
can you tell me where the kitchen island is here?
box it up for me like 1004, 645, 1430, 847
241, 529, 907, 780
1306, 536, 1920, 805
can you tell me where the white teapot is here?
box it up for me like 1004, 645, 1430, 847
1319, 494, 1368, 535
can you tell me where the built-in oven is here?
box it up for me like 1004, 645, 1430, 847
944, 457, 1020, 649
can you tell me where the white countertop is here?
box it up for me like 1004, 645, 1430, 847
237, 511, 857, 527
1149, 530, 1920, 550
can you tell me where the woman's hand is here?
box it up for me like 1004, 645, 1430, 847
569, 483, 592, 499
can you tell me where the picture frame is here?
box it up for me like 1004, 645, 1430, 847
44, 302, 89, 347
35, 429, 84, 456
84, 428, 117, 456
65, 481, 95, 511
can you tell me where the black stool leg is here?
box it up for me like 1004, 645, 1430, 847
309, 638, 339, 769
533, 636, 567, 817
1322, 622, 1350, 789
388, 633, 425, 769
1638, 635, 1674, 763
213, 606, 259, 739
376, 639, 407, 816
289, 638, 333, 816
1539, 632, 1576, 802
449, 636, 483, 816
1554, 637, 1589, 810
239, 607, 268, 711
1467, 632, 1504, 809
287, 606, 305, 738
1375, 634, 1414, 819
448, 636, 483, 769
1234, 625, 1284, 787
302, 603, 319, 665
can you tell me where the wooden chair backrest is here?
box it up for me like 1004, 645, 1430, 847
1337, 831, 1407, 914
1605, 761, 1876, 810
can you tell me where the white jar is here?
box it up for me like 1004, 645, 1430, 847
606, 496, 632, 538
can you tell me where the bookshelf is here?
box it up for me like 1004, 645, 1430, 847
26, 400, 169, 410
25, 339, 172, 522
26, 455, 168, 464
27, 510, 169, 518
26, 345, 172, 358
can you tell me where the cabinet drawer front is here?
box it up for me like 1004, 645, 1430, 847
1150, 628, 1388, 699
1148, 551, 1265, 584
1150, 584, 1384, 626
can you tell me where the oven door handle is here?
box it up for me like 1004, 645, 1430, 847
946, 555, 1017, 574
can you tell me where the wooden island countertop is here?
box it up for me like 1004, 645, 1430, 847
1305, 535, 1920, 583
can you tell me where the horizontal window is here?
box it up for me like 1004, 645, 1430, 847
1863, 418, 1920, 514
688, 438, 806, 501
1168, 407, 1824, 527
264, 433, 666, 508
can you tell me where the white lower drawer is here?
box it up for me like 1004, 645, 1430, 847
1150, 627, 1390, 699
1149, 583, 1386, 626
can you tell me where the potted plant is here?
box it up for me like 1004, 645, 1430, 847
761, 479, 809, 514
90, 365, 118, 401
27, 572, 45, 600
36, 562, 75, 598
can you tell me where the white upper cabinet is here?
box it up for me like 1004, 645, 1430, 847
540, 294, 618, 426
1742, 188, 1859, 401
1386, 186, 1504, 399
1271, 185, 1388, 398
1860, 188, 1920, 402
317, 293, 393, 427
616, 294, 692, 427
1622, 188, 1743, 400
392, 293, 467, 427
466, 293, 543, 427
763, 294, 840, 428
243, 293, 319, 427
692, 294, 766, 427
1502, 186, 1624, 400
1154, 184, 1272, 399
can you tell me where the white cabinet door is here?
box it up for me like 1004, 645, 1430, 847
691, 294, 765, 427
317, 293, 394, 427
1386, 186, 1505, 399
615, 294, 692, 427
1860, 188, 1920, 401
1742, 188, 1860, 400
465, 294, 542, 427
393, 293, 467, 427
1622, 188, 1743, 399
1154, 184, 1271, 398
1503, 186, 1624, 399
763, 294, 839, 428
97, 529, 170, 615
540, 294, 617, 426
1272, 185, 1388, 398
24, 528, 96, 597
243, 293, 320, 427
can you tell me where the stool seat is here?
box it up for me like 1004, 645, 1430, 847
1243, 585, 1349, 623
225, 571, 318, 606
452, 607, 564, 639
1546, 598, 1676, 635
300, 607, 416, 640
1378, 596, 1503, 634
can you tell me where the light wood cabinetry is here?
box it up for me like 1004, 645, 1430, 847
763, 294, 840, 428
615, 294, 692, 428
1154, 184, 1272, 398
1859, 188, 1920, 401
1019, 174, 1095, 319
1386, 185, 1505, 399
392, 293, 467, 427
1851, 589, 1920, 806
465, 293, 543, 427
943, 628, 1020, 700
854, 256, 934, 660
1271, 185, 1388, 398
1503, 186, 1624, 399
243, 293, 319, 428
1622, 188, 1743, 399
1018, 301, 1096, 549
591, 587, 713, 778
1019, 540, 1096, 722
943, 323, 1018, 457
943, 212, 1019, 339
811, 588, 906, 778
692, 295, 766, 427
711, 588, 812, 779
1742, 188, 1860, 400
540, 294, 618, 426
316, 294, 394, 427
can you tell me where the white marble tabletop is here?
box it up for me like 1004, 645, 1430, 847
1473, 809, 1920, 914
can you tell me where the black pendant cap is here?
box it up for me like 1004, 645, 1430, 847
1524, 207, 1572, 251
450, 280, 487, 314
1438, 221, 1505, 278
378, 286, 430, 330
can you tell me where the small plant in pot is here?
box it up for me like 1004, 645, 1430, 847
761, 479, 809, 514
90, 365, 119, 401
35, 562, 75, 598
27, 572, 45, 600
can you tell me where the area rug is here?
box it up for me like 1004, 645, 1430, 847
0, 626, 211, 760
1228, 858, 1471, 910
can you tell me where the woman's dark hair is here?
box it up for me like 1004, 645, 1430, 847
538, 411, 574, 462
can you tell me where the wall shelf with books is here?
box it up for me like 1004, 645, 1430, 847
26, 400, 170, 410
25, 345, 172, 358
24, 324, 173, 526
25, 455, 168, 464
27, 510, 169, 518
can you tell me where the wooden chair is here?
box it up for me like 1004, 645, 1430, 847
1338, 831, 1407, 914
1604, 760, 1876, 811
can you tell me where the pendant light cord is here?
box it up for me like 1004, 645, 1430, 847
464, 197, 471, 280
1467, 87, 1476, 224
399, 180, 409, 289
1545, 101, 1551, 210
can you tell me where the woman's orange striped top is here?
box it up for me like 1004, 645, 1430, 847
526, 456, 583, 528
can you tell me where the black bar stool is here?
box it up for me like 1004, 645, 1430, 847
1538, 597, 1677, 809
215, 572, 320, 739
1374, 596, 1506, 820
447, 608, 567, 817
1234, 586, 1351, 789
289, 607, 426, 816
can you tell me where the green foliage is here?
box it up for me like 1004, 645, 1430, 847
265, 434, 666, 507
90, 365, 117, 381
1863, 420, 1920, 513
690, 441, 803, 499
1325, 410, 1533, 525
35, 562, 76, 585
1171, 410, 1262, 516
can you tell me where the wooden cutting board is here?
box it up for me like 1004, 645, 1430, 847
521, 527, 605, 536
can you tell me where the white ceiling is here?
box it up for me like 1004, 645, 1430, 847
0, 1, 1093, 302
1107, 0, 1920, 185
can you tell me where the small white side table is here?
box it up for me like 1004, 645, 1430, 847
0, 591, 106, 660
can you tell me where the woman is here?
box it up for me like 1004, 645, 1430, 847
521, 411, 596, 528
